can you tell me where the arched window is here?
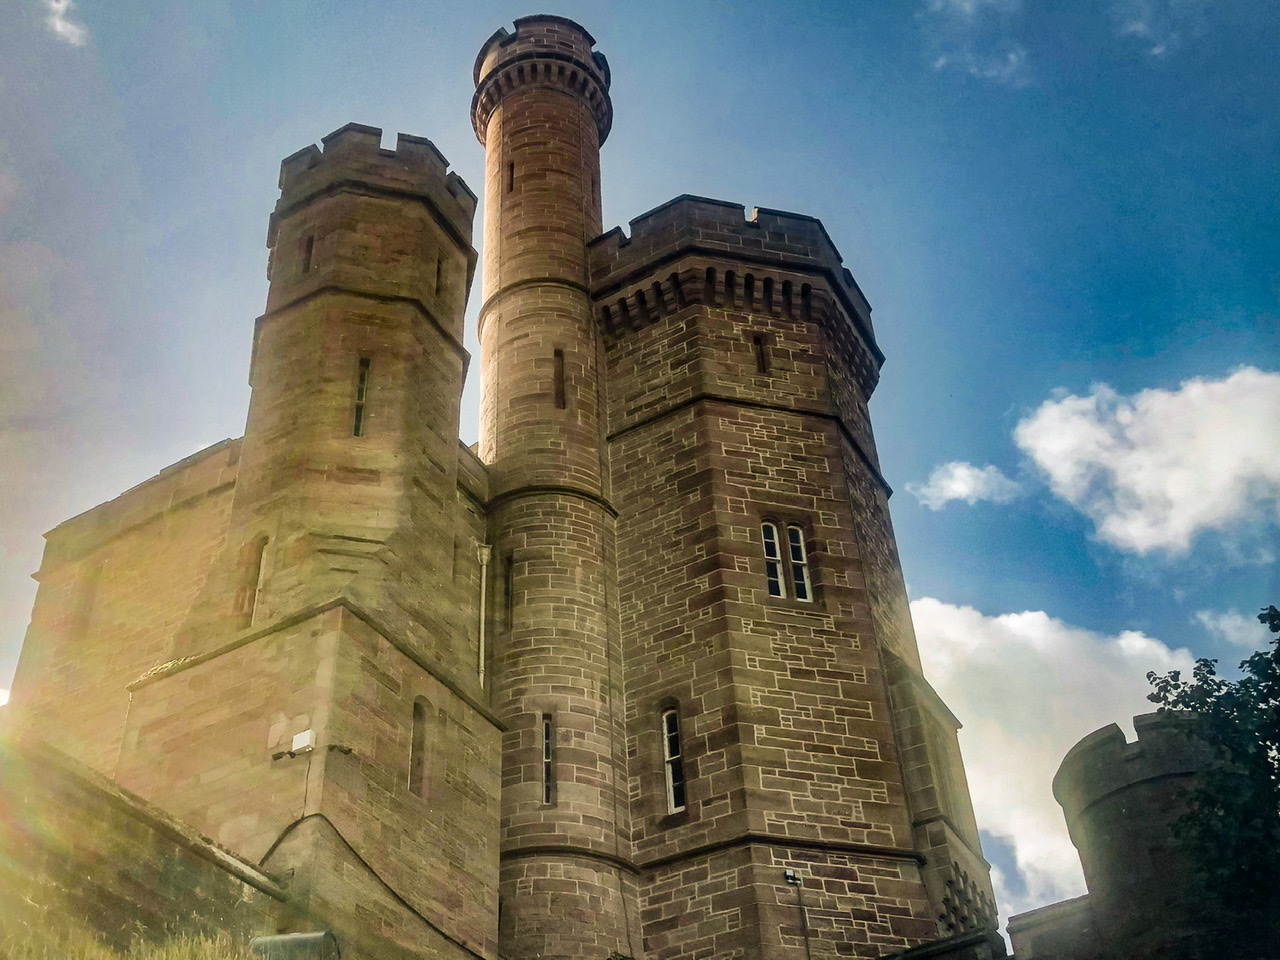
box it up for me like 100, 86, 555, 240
785, 524, 812, 602
761, 522, 785, 598
760, 521, 813, 602
661, 707, 687, 812
409, 699, 429, 796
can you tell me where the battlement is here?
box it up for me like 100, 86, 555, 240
590, 196, 872, 320
274, 123, 477, 243
1052, 711, 1216, 824
472, 16, 611, 144
589, 196, 879, 363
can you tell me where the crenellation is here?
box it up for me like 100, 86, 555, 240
273, 122, 477, 245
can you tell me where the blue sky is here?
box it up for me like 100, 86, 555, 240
1, 0, 1277, 928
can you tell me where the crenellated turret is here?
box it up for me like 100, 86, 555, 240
472, 17, 638, 960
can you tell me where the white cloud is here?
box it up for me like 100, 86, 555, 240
909, 461, 1022, 510
1014, 368, 1280, 555
1195, 608, 1266, 648
911, 597, 1196, 919
43, 0, 90, 47
920, 0, 1030, 87
1111, 0, 1207, 56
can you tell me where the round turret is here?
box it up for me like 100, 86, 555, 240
471, 15, 612, 146
1053, 712, 1218, 959
472, 18, 634, 960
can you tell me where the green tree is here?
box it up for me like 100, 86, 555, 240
1146, 604, 1280, 920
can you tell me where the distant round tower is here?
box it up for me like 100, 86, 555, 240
1053, 712, 1224, 960
472, 17, 634, 960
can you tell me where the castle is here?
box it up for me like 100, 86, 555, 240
3, 16, 1006, 960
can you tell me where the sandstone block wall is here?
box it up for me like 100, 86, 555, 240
117, 602, 502, 959
0, 731, 283, 952
8, 439, 240, 773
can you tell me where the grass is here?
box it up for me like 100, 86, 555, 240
0, 920, 251, 959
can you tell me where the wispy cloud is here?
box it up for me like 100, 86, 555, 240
909, 461, 1022, 510
1014, 367, 1280, 555
911, 597, 1195, 920
1110, 0, 1207, 56
1195, 608, 1268, 648
920, 0, 1030, 87
43, 0, 90, 48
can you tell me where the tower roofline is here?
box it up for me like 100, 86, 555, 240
473, 15, 600, 84
471, 15, 612, 145
589, 194, 883, 366
274, 122, 477, 244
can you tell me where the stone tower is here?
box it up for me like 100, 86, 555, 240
471, 17, 634, 959
6, 14, 999, 960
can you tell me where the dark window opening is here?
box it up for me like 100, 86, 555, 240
507, 162, 515, 193
542, 714, 555, 804
752, 334, 770, 374
409, 700, 428, 796
301, 235, 314, 275
352, 357, 371, 436
435, 254, 444, 294
553, 349, 566, 409
503, 553, 515, 631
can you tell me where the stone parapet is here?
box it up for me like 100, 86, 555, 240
1052, 711, 1214, 828
590, 196, 877, 347
471, 16, 611, 145
273, 123, 476, 244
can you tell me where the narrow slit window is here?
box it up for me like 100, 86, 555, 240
503, 553, 515, 631
662, 708, 687, 812
352, 357, 371, 436
409, 700, 428, 796
786, 524, 813, 602
542, 714, 555, 804
761, 522, 785, 598
301, 235, 314, 275
70, 560, 103, 640
507, 161, 515, 193
435, 254, 444, 294
238, 536, 269, 626
553, 349, 566, 409
752, 334, 770, 374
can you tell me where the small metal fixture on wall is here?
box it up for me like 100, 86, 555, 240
249, 931, 340, 958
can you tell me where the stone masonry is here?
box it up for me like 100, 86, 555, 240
6, 15, 998, 960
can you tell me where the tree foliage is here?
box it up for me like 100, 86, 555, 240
1146, 604, 1280, 915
